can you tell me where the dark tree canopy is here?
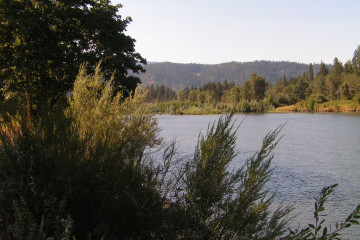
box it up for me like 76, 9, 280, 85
0, 0, 146, 107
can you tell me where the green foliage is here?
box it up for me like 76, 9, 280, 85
0, 66, 164, 239
68, 63, 160, 156
309, 63, 314, 81
178, 115, 292, 239
340, 83, 350, 100
303, 94, 328, 111
140, 61, 318, 90
199, 80, 235, 103
249, 74, 267, 101
271, 46, 360, 111
235, 100, 274, 113
318, 62, 329, 77
287, 184, 360, 240
331, 58, 344, 75
352, 45, 360, 75
137, 45, 360, 114
353, 92, 360, 103
144, 84, 177, 102
0, 111, 78, 239
142, 76, 274, 114
312, 75, 327, 96
0, 0, 145, 112
1, 66, 359, 239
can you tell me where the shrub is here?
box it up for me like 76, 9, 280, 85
174, 115, 292, 239
303, 94, 328, 111
1, 66, 359, 239
0, 65, 165, 239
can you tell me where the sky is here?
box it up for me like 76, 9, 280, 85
114, 0, 360, 65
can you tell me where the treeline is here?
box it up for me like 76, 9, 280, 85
143, 75, 273, 114
139, 61, 322, 90
269, 52, 360, 111
143, 46, 360, 114
144, 84, 177, 102
143, 80, 235, 102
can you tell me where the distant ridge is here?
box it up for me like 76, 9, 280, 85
138, 61, 322, 90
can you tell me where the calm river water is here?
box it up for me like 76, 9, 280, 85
156, 113, 360, 239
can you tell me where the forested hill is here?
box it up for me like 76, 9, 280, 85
138, 61, 322, 90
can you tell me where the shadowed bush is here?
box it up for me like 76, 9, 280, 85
1, 66, 359, 239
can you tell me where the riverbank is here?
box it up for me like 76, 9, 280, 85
142, 99, 360, 115
274, 99, 360, 113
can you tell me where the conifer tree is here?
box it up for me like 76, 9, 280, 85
352, 45, 360, 75
308, 63, 314, 81
317, 62, 329, 77
331, 57, 344, 75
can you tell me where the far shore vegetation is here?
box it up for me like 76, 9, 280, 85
141, 46, 360, 115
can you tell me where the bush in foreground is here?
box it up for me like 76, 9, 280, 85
0, 66, 359, 239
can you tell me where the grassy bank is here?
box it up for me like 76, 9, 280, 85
275, 99, 360, 113
142, 100, 274, 115
142, 99, 360, 115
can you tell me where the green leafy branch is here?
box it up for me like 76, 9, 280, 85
288, 184, 360, 240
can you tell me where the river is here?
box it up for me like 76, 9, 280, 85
156, 113, 360, 239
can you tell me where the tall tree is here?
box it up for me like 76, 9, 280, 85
308, 63, 314, 81
344, 60, 354, 74
331, 57, 344, 75
352, 45, 360, 75
241, 80, 253, 101
313, 75, 326, 95
0, 0, 145, 113
317, 62, 329, 77
293, 78, 308, 101
249, 74, 267, 101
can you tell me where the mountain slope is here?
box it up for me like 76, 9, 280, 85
138, 61, 321, 90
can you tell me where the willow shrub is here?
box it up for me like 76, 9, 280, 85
175, 116, 292, 239
0, 64, 165, 239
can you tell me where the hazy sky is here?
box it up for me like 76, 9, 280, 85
114, 0, 360, 65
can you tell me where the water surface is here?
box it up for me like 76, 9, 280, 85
157, 113, 360, 239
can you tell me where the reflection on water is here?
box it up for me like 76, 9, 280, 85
157, 113, 360, 239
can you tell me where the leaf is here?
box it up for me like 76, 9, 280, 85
344, 223, 351, 228
349, 220, 359, 225
317, 225, 322, 232
309, 224, 315, 229
322, 226, 328, 236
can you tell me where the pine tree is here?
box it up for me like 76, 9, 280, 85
308, 63, 314, 81
317, 62, 329, 77
352, 45, 360, 75
331, 57, 344, 75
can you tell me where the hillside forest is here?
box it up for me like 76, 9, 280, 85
139, 61, 325, 90
142, 46, 360, 114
